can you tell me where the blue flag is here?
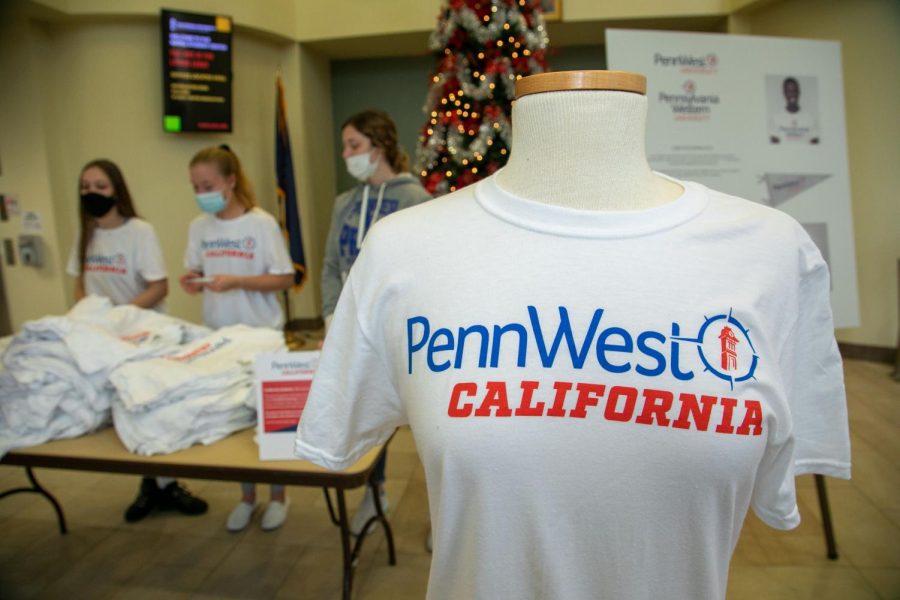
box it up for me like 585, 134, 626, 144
276, 76, 307, 290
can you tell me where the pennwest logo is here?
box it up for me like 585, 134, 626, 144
408, 306, 764, 435
673, 308, 758, 389
85, 253, 127, 274
653, 52, 719, 73
202, 236, 256, 259
407, 306, 757, 387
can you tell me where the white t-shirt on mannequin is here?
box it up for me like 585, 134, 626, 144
184, 207, 293, 329
296, 173, 849, 599
66, 218, 166, 311
296, 74, 849, 599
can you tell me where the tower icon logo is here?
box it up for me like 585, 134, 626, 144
719, 326, 739, 371
673, 308, 759, 389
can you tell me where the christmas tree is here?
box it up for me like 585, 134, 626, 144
416, 0, 549, 195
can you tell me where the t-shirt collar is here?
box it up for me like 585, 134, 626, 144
474, 170, 708, 238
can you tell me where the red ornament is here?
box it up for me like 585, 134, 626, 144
425, 172, 444, 193
456, 169, 476, 187
449, 29, 465, 48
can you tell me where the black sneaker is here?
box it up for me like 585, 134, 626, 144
124, 477, 159, 523
157, 481, 208, 516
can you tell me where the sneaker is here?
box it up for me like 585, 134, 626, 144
157, 481, 208, 516
260, 500, 289, 531
227, 501, 257, 532
124, 477, 159, 523
350, 486, 389, 536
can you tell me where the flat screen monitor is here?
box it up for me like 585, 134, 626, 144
161, 9, 233, 133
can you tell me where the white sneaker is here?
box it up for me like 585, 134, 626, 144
260, 500, 289, 531
350, 487, 388, 536
226, 501, 257, 532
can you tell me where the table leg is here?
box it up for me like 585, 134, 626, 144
0, 467, 67, 534
814, 474, 838, 559
368, 480, 396, 565
323, 483, 399, 598
335, 489, 354, 600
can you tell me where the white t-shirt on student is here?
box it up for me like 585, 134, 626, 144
66, 218, 167, 310
184, 207, 293, 330
295, 173, 851, 599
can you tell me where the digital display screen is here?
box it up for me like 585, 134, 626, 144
161, 9, 233, 133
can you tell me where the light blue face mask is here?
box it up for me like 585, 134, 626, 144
195, 190, 227, 214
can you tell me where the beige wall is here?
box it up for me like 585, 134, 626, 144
562, 0, 728, 21
295, 44, 337, 289
293, 0, 750, 37
739, 0, 900, 348
28, 0, 298, 39
0, 15, 70, 326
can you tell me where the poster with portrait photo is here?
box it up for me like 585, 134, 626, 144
766, 75, 820, 145
607, 30, 859, 328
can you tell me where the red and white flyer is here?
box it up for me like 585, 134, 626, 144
253, 351, 319, 460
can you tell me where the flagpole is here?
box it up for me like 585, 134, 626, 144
277, 188, 293, 326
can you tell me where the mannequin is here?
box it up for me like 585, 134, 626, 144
495, 70, 683, 210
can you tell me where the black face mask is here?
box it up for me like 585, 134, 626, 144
80, 192, 116, 218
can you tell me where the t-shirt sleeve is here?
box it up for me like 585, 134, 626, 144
750, 407, 801, 530
183, 220, 203, 272
136, 223, 167, 282
779, 234, 850, 479
65, 235, 80, 277
294, 275, 404, 470
263, 214, 294, 275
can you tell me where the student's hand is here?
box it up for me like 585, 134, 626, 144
204, 274, 242, 293
179, 272, 204, 295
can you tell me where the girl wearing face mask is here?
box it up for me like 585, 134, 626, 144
322, 109, 431, 535
67, 159, 209, 524
179, 145, 294, 532
68, 159, 169, 310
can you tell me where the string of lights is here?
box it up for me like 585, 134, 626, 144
416, 0, 549, 195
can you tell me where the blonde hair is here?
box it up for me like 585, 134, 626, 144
190, 145, 257, 209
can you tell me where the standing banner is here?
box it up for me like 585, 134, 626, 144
254, 351, 319, 460
607, 29, 859, 328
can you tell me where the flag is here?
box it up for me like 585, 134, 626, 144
276, 76, 307, 290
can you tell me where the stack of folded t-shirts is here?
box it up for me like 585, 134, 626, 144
0, 296, 210, 457
109, 324, 286, 455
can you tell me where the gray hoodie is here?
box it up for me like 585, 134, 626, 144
321, 173, 431, 318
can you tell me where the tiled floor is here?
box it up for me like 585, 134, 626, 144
0, 359, 897, 599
